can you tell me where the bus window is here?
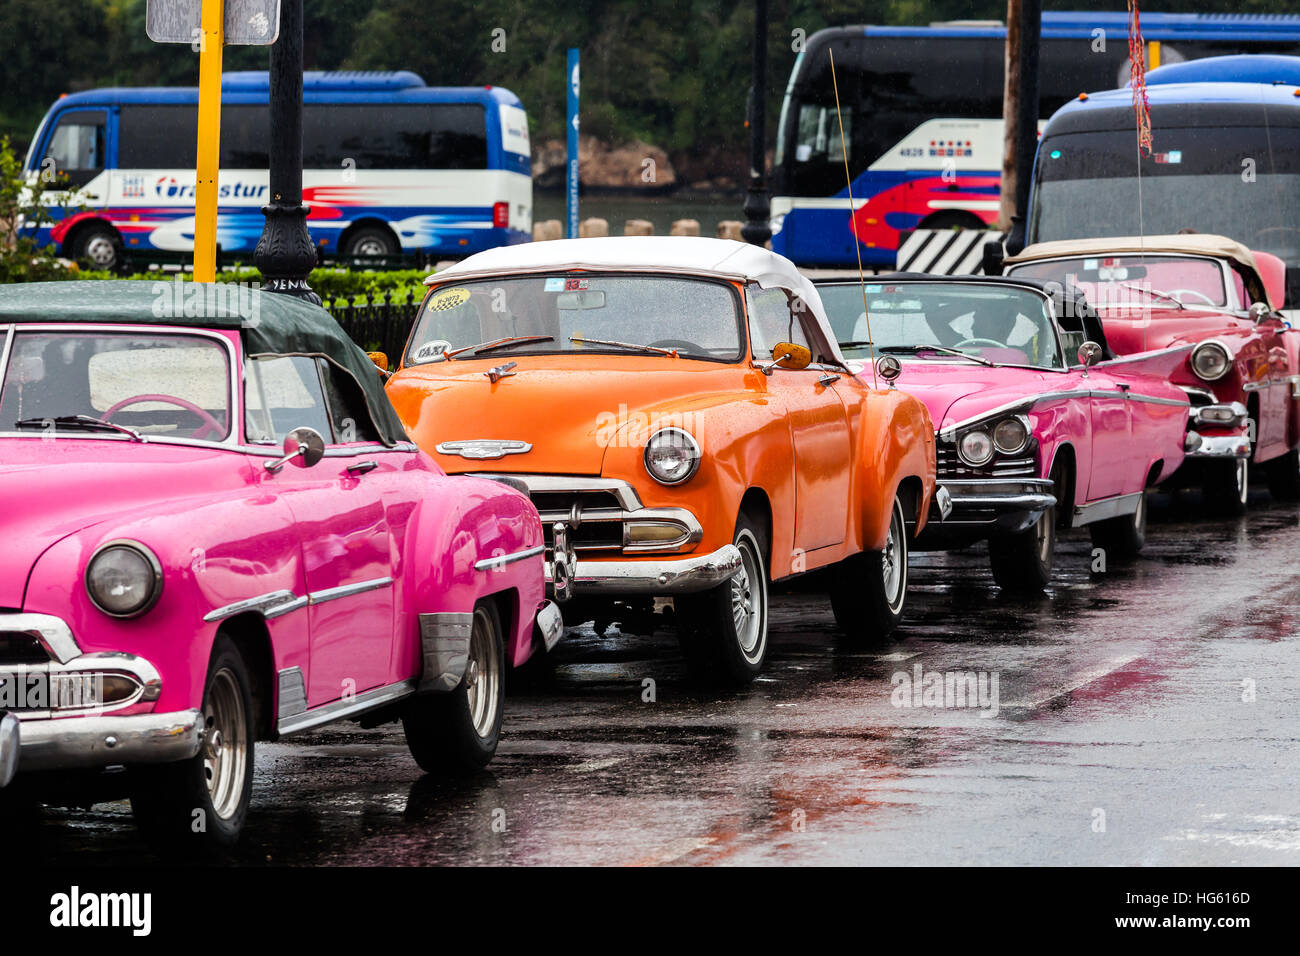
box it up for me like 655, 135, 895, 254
41, 111, 105, 187
119, 106, 197, 168
302, 104, 487, 170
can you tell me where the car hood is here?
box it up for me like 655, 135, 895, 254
0, 438, 252, 608
386, 355, 747, 475
883, 361, 1064, 430
1099, 309, 1254, 355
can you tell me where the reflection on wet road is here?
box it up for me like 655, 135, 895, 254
19, 496, 1300, 865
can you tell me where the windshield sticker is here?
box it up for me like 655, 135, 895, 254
544, 277, 565, 292
546, 277, 590, 292
427, 288, 470, 312
414, 340, 451, 362
1153, 150, 1182, 165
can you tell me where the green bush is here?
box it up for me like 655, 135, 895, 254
62, 265, 434, 302
0, 135, 83, 283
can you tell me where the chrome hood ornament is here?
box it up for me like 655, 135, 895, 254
435, 439, 533, 461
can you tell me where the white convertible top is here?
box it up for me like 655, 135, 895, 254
1006, 234, 1260, 274
430, 236, 847, 365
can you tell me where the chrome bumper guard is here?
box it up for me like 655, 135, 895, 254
544, 544, 743, 596
533, 600, 565, 651
0, 712, 17, 788
12, 708, 204, 774
1184, 430, 1251, 459
931, 478, 1057, 525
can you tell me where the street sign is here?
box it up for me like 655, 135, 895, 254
146, 0, 280, 46
566, 49, 580, 239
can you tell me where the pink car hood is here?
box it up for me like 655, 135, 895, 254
0, 438, 253, 609
885, 361, 1066, 431
1100, 309, 1254, 355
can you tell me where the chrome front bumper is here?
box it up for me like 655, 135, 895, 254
545, 544, 743, 596
8, 708, 204, 775
921, 478, 1056, 540
0, 712, 17, 788
1184, 431, 1252, 459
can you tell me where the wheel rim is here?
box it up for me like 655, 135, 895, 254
730, 531, 766, 662
1236, 459, 1248, 505
882, 501, 907, 612
1036, 507, 1055, 563
202, 668, 248, 821
465, 608, 501, 739
85, 235, 116, 268
354, 237, 389, 257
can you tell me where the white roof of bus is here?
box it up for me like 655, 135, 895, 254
430, 237, 847, 364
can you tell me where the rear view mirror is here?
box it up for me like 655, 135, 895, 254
556, 290, 606, 310
771, 342, 812, 371
1077, 341, 1103, 369
265, 427, 326, 473
1249, 302, 1271, 324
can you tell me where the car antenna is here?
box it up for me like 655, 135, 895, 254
829, 46, 877, 388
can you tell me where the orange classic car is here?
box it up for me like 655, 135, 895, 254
384, 237, 940, 683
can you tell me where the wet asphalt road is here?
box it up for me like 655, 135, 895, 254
17, 492, 1300, 866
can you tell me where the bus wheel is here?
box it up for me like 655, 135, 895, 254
917, 210, 986, 232
69, 222, 123, 271
342, 226, 399, 258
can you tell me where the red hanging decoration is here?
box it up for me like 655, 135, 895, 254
1129, 0, 1153, 156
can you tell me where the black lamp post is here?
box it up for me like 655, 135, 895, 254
254, 0, 319, 304
741, 0, 771, 247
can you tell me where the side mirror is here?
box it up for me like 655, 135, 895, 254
1077, 341, 1103, 370
367, 351, 390, 373
769, 342, 812, 372
265, 427, 326, 473
982, 239, 1006, 276
1249, 302, 1271, 324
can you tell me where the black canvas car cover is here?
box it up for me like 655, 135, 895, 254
0, 281, 409, 446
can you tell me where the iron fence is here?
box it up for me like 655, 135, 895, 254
324, 288, 421, 361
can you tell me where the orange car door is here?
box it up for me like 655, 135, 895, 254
747, 286, 852, 552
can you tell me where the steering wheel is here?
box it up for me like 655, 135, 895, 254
954, 337, 1005, 348
103, 393, 226, 440
647, 338, 704, 353
1167, 289, 1216, 306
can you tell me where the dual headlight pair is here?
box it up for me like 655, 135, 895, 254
956, 415, 1031, 467
85, 541, 163, 619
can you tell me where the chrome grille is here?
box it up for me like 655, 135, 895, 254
0, 632, 49, 665
936, 445, 1037, 479
531, 489, 624, 552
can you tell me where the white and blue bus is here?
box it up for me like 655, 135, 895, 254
23, 71, 532, 270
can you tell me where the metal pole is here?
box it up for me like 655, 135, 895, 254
1005, 0, 1041, 255
254, 0, 319, 303
193, 0, 225, 282
741, 0, 770, 247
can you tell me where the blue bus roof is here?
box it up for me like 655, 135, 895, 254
859, 12, 1300, 41
51, 71, 524, 109
1144, 54, 1300, 86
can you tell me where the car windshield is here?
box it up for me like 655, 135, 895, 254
0, 330, 231, 440
1009, 255, 1233, 310
405, 274, 744, 364
818, 282, 1065, 369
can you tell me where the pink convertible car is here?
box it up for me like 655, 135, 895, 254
817, 275, 1191, 589
0, 281, 558, 848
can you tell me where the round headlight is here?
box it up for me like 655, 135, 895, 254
958, 429, 995, 466
644, 428, 701, 485
993, 417, 1029, 455
86, 541, 162, 618
1191, 342, 1231, 381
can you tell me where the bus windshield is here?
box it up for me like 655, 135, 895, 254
1030, 127, 1300, 265
818, 282, 1064, 369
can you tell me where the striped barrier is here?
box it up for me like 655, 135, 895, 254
896, 228, 1006, 275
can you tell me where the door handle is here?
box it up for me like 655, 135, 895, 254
346, 460, 378, 476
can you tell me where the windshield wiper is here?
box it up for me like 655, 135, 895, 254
877, 344, 996, 367
1118, 282, 1186, 310
568, 336, 679, 356
443, 335, 555, 359
14, 415, 144, 441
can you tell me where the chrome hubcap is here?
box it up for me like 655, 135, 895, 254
731, 534, 765, 661
202, 668, 247, 821
86, 236, 116, 267
465, 609, 500, 739
354, 238, 388, 257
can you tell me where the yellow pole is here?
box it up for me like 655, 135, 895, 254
1148, 40, 1162, 69
193, 0, 225, 282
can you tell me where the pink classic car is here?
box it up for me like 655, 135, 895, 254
0, 281, 559, 848
816, 275, 1191, 589
1006, 235, 1300, 513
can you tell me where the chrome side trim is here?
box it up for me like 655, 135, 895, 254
308, 576, 393, 606
0, 712, 17, 788
0, 613, 80, 664
1126, 393, 1192, 407
474, 544, 544, 571
418, 612, 473, 693
15, 708, 204, 773
1096, 343, 1193, 366
1072, 491, 1144, 527
204, 589, 303, 623
277, 679, 417, 737
470, 473, 644, 511
276, 667, 308, 720
942, 391, 1090, 434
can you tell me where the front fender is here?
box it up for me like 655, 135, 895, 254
853, 388, 936, 551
